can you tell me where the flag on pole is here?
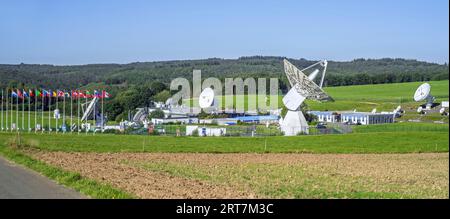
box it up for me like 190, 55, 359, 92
4, 89, 6, 131
41, 89, 44, 132
42, 89, 49, 97
23, 89, 29, 98
22, 90, 25, 131
35, 88, 37, 133
28, 89, 31, 132
17, 89, 23, 99
102, 91, 111, 98
1, 89, 3, 131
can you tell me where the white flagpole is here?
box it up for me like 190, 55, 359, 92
35, 90, 37, 133
5, 89, 7, 131
16, 91, 18, 132
48, 91, 51, 133
5, 88, 9, 131
1, 89, 3, 131
85, 92, 88, 135
11, 89, 13, 132
27, 91, 29, 132
56, 91, 59, 133
22, 91, 24, 131
41, 91, 44, 133
63, 90, 66, 133
101, 90, 104, 132
93, 91, 96, 129
77, 90, 80, 134
70, 90, 73, 133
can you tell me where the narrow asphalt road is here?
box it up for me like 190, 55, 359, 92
0, 156, 86, 199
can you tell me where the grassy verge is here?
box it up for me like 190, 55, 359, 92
0, 145, 133, 199
353, 122, 449, 133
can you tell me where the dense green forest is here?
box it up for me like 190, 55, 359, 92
0, 56, 448, 121
1, 56, 448, 89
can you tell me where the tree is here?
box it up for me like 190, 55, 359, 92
149, 109, 165, 119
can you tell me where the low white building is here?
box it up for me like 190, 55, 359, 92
186, 125, 226, 136
151, 117, 198, 125
309, 111, 394, 125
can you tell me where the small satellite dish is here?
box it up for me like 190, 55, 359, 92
417, 107, 423, 113
414, 83, 431, 102
371, 108, 377, 113
199, 88, 215, 108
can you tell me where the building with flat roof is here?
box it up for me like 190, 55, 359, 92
309, 111, 394, 125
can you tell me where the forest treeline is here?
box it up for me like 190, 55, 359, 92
1, 56, 448, 90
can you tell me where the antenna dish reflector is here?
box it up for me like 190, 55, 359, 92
199, 88, 215, 108
414, 83, 431, 102
283, 59, 333, 102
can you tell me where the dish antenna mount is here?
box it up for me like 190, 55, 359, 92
280, 59, 333, 136
414, 83, 435, 110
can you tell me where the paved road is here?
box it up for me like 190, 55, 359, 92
0, 156, 86, 199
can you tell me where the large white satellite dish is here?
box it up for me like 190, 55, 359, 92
414, 83, 435, 109
199, 87, 215, 108
280, 59, 333, 136
414, 83, 431, 101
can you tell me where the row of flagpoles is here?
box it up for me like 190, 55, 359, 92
10, 89, 111, 99
0, 89, 111, 133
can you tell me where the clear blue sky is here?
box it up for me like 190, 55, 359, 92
0, 0, 448, 65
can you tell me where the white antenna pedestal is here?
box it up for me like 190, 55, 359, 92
280, 110, 309, 136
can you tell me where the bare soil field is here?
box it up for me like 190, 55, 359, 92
29, 151, 449, 199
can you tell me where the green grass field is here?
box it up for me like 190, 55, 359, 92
0, 127, 447, 153
185, 80, 449, 112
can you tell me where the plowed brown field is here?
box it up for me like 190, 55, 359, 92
29, 151, 449, 199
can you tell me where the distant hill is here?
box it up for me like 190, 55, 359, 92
0, 56, 448, 90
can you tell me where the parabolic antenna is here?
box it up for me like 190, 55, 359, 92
414, 83, 431, 102
282, 59, 333, 111
280, 59, 333, 136
199, 87, 215, 108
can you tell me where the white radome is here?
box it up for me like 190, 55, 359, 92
414, 83, 431, 102
199, 87, 215, 108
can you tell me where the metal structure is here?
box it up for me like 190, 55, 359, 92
280, 59, 333, 136
414, 83, 435, 110
198, 87, 215, 109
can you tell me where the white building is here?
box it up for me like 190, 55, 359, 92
186, 126, 226, 136
151, 117, 198, 125
309, 111, 394, 125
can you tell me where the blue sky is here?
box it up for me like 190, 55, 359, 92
0, 0, 448, 65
